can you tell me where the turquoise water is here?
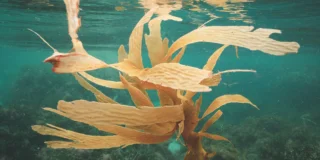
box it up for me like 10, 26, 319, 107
1, 0, 320, 160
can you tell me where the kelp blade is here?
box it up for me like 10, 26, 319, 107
44, 100, 184, 127
165, 26, 300, 61
32, 124, 139, 149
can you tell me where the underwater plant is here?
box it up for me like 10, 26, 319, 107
30, 0, 300, 159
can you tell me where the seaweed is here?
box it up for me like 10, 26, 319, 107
30, 0, 300, 160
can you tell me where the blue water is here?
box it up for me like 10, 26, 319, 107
1, 0, 320, 160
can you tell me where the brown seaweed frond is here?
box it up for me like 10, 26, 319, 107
192, 94, 259, 148
28, 0, 108, 73
73, 73, 117, 104
78, 72, 125, 89
119, 74, 154, 107
109, 61, 213, 92
32, 100, 185, 148
31, 0, 301, 159
32, 124, 139, 149
131, 63, 212, 92
198, 132, 231, 143
43, 100, 184, 127
145, 14, 182, 66
164, 26, 300, 62
170, 46, 186, 63
200, 110, 223, 133
202, 94, 259, 119
162, 37, 169, 57
118, 45, 128, 62
127, 8, 157, 69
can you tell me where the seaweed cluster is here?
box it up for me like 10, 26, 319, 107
30, 0, 300, 159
